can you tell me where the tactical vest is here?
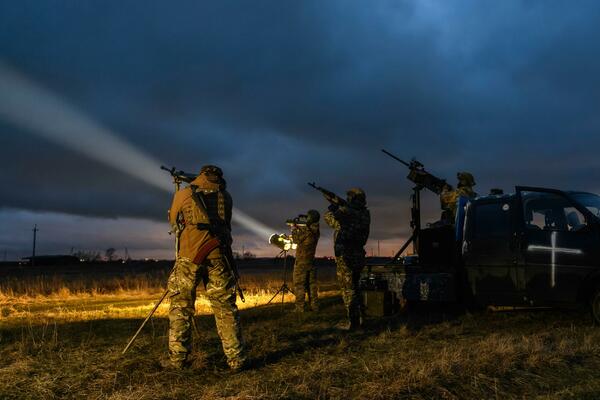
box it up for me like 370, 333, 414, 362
169, 184, 233, 260
190, 186, 233, 243
334, 206, 370, 253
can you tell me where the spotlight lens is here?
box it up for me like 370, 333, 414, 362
269, 233, 295, 251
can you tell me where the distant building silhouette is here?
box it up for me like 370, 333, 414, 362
21, 255, 80, 266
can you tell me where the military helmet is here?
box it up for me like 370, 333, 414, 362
346, 187, 366, 207
306, 209, 320, 223
457, 172, 475, 187
200, 165, 223, 177
199, 165, 225, 185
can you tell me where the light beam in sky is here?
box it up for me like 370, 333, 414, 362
0, 61, 275, 240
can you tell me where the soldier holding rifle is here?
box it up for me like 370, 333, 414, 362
310, 183, 370, 330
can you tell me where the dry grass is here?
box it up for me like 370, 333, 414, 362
1, 265, 600, 399
0, 261, 336, 300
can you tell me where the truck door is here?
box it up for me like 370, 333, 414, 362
463, 198, 525, 305
518, 188, 597, 304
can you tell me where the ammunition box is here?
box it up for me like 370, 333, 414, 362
418, 225, 455, 268
362, 290, 395, 317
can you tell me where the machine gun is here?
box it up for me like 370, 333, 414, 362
381, 149, 451, 260
381, 150, 449, 195
308, 182, 347, 207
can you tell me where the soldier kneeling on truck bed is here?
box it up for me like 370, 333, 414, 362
440, 172, 478, 223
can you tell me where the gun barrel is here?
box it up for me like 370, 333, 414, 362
161, 165, 195, 182
381, 149, 410, 167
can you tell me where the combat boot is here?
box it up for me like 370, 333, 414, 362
160, 358, 190, 371
227, 357, 249, 373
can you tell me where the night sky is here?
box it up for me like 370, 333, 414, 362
1, 1, 600, 260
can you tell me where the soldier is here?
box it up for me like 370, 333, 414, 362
440, 172, 477, 222
291, 210, 321, 312
324, 188, 370, 330
165, 165, 246, 371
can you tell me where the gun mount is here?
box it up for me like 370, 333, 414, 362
381, 149, 450, 259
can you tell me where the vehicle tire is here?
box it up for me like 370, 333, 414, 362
591, 287, 600, 326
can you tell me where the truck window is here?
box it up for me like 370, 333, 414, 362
564, 207, 586, 232
571, 193, 600, 219
473, 203, 511, 238
522, 191, 587, 232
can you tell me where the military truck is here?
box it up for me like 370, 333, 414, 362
362, 152, 600, 324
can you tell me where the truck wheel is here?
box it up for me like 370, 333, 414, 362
591, 287, 600, 326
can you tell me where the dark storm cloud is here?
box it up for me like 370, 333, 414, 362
0, 125, 170, 219
2, 0, 600, 256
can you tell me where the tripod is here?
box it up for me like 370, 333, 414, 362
267, 249, 293, 305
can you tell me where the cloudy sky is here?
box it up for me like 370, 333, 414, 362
1, 1, 600, 260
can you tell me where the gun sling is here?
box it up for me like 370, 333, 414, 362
192, 237, 221, 265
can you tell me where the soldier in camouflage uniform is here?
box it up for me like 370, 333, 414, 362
324, 188, 370, 330
440, 172, 477, 222
165, 165, 246, 371
291, 210, 320, 312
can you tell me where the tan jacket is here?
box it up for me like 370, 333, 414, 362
169, 176, 232, 261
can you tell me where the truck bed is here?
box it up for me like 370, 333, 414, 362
363, 264, 457, 303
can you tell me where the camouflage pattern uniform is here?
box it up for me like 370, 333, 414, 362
291, 210, 320, 312
440, 172, 477, 222
324, 189, 370, 329
166, 165, 246, 370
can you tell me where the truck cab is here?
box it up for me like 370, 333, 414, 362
362, 186, 600, 323
463, 187, 600, 310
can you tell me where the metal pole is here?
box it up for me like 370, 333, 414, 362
408, 186, 422, 255
282, 252, 288, 305
122, 289, 170, 355
391, 232, 415, 261
32, 224, 38, 266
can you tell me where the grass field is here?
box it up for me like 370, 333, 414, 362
2, 263, 600, 399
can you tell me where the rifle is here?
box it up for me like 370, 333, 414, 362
308, 182, 347, 207
188, 188, 243, 300
381, 149, 449, 195
160, 165, 195, 190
